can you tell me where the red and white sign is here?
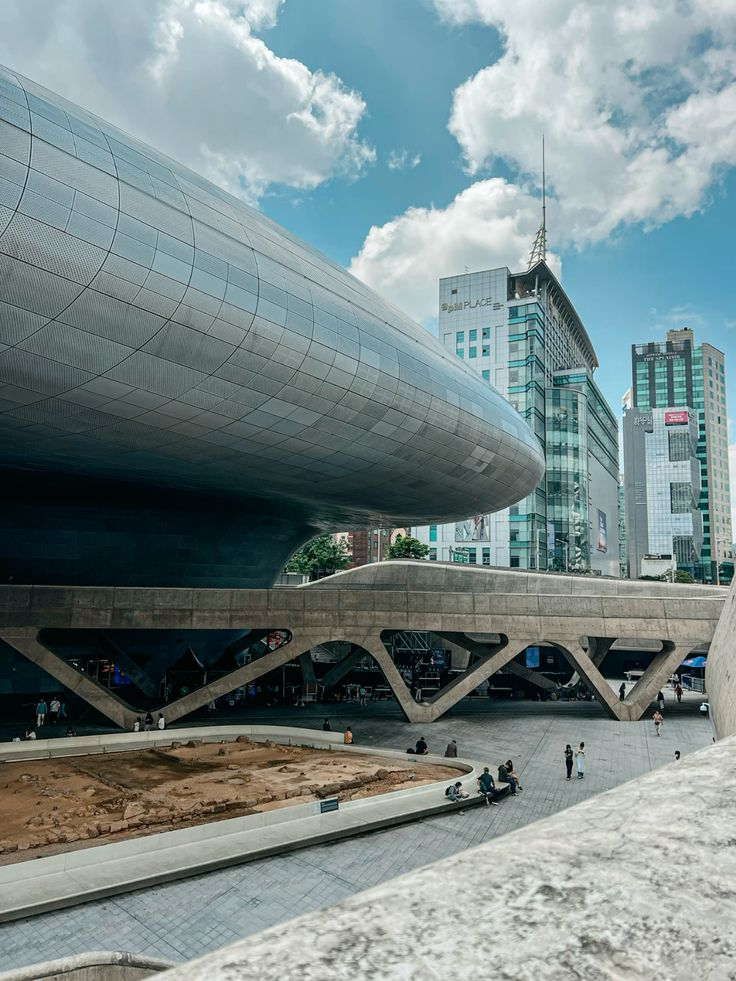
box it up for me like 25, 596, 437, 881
664, 410, 689, 425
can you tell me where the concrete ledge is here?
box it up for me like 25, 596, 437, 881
0, 727, 481, 923
0, 951, 174, 980
153, 734, 736, 981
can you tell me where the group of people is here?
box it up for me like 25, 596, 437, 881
445, 759, 524, 805
564, 742, 586, 780
405, 737, 459, 757
133, 712, 166, 732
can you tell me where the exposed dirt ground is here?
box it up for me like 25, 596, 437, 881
0, 738, 457, 864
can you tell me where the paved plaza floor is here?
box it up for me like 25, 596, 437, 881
0, 695, 713, 971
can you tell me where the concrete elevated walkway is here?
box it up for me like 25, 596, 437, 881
0, 563, 724, 728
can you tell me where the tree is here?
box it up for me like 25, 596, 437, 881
285, 535, 349, 580
385, 534, 430, 560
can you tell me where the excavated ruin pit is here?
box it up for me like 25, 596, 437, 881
0, 738, 458, 864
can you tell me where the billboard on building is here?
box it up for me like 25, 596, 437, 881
664, 410, 689, 425
596, 510, 607, 552
455, 515, 491, 541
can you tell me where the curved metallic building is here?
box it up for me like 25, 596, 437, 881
0, 65, 544, 587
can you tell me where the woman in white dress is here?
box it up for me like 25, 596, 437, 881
575, 742, 586, 779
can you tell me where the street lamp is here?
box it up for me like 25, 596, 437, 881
555, 538, 569, 573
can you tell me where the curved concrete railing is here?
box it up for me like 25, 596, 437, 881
0, 951, 174, 980
153, 734, 736, 981
0, 726, 479, 923
705, 576, 735, 739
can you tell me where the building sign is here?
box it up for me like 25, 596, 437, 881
596, 510, 607, 552
319, 798, 339, 814
455, 515, 490, 542
664, 410, 689, 425
634, 414, 653, 427
525, 647, 540, 669
441, 298, 492, 313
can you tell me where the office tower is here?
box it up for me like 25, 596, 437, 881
623, 328, 731, 582
412, 260, 620, 576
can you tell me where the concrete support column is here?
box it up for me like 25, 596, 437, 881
0, 628, 136, 730
621, 642, 693, 721
555, 640, 622, 721
321, 647, 366, 689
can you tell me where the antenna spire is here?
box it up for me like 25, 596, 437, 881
527, 135, 547, 269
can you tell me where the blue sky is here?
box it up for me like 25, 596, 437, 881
0, 0, 734, 521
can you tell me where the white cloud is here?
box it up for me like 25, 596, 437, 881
350, 0, 736, 321
434, 0, 736, 245
0, 0, 373, 201
349, 178, 558, 322
387, 149, 422, 172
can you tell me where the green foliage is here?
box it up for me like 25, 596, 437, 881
385, 534, 430, 560
640, 570, 695, 584
285, 535, 349, 579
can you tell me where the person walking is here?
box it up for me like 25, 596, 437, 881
444, 739, 458, 758
358, 686, 367, 706
618, 682, 626, 701
657, 690, 665, 713
675, 684, 683, 704
653, 710, 663, 735
49, 696, 61, 724
343, 725, 353, 745
564, 744, 574, 781
575, 742, 586, 779
35, 697, 47, 728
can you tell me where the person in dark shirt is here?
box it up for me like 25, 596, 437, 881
415, 737, 428, 755
477, 767, 499, 806
498, 762, 519, 795
322, 719, 331, 731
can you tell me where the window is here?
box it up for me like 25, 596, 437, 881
429, 548, 437, 561
670, 481, 692, 514
456, 349, 464, 359
451, 288, 457, 295
429, 525, 437, 542
668, 429, 690, 462
673, 535, 694, 566
510, 556, 520, 568
467, 548, 477, 564
469, 329, 477, 341
482, 370, 490, 382
482, 345, 490, 357
468, 346, 477, 358
482, 327, 490, 339
482, 547, 491, 565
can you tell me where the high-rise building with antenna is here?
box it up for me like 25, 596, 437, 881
412, 168, 620, 575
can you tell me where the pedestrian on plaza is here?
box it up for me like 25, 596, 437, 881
674, 750, 681, 761
675, 684, 683, 704
505, 760, 523, 791
445, 781, 469, 802
58, 700, 67, 720
477, 767, 499, 806
143, 711, 154, 732
343, 726, 353, 745
564, 744, 574, 780
49, 696, 61, 723
657, 690, 665, 712
133, 717, 142, 732
358, 686, 367, 706
157, 713, 166, 730
322, 718, 331, 731
407, 736, 428, 755
35, 697, 47, 728
24, 729, 37, 740
653, 710, 663, 735
618, 682, 626, 701
444, 739, 458, 758
575, 742, 586, 779
497, 762, 519, 795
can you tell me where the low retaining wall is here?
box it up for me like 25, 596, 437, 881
0, 726, 478, 922
0, 951, 173, 981
705, 576, 735, 738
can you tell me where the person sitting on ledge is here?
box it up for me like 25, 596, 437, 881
343, 726, 353, 745
445, 781, 469, 802
157, 713, 166, 730
65, 726, 76, 737
24, 729, 37, 741
322, 719, 331, 731
505, 760, 523, 791
407, 736, 428, 755
143, 711, 154, 732
444, 739, 458, 758
477, 767, 499, 806
498, 762, 519, 795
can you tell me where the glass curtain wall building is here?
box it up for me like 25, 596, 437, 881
412, 261, 620, 576
623, 328, 731, 582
